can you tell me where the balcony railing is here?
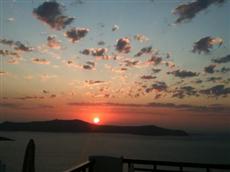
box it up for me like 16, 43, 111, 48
64, 157, 230, 172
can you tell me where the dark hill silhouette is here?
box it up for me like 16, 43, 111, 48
0, 119, 188, 136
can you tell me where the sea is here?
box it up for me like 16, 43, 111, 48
0, 131, 230, 172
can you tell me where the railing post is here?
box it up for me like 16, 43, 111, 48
128, 163, 134, 172
206, 168, 210, 172
153, 164, 157, 171
179, 166, 183, 172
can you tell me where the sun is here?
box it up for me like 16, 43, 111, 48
93, 117, 100, 124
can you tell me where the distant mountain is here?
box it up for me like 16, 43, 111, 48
0, 119, 188, 136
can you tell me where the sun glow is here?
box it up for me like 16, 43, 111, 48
93, 117, 100, 124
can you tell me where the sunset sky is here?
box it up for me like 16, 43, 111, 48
0, 0, 229, 132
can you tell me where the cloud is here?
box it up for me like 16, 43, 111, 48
81, 48, 108, 56
47, 36, 61, 49
168, 70, 199, 78
64, 27, 89, 43
0, 49, 20, 58
164, 61, 176, 69
0, 38, 14, 46
172, 86, 198, 99
146, 81, 168, 93
0, 71, 8, 76
97, 41, 105, 46
14, 41, 33, 52
200, 84, 230, 97
16, 96, 45, 100
152, 68, 161, 74
219, 67, 230, 73
140, 75, 157, 80
0, 39, 33, 52
85, 80, 105, 85
0, 102, 21, 109
192, 36, 223, 54
123, 59, 140, 67
7, 58, 20, 64
204, 64, 216, 73
206, 76, 222, 82
134, 46, 152, 57
133, 34, 149, 42
83, 61, 95, 70
116, 38, 131, 53
146, 55, 162, 66
40, 74, 57, 81
65, 60, 95, 70
33, 1, 74, 30
212, 54, 230, 63
173, 0, 226, 24
112, 24, 119, 31
32, 58, 50, 65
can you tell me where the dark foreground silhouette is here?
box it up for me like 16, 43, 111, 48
0, 136, 14, 141
0, 119, 187, 136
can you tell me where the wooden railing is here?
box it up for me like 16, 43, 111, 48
123, 158, 230, 172
64, 158, 230, 172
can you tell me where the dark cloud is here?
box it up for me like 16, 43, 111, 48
206, 76, 222, 82
0, 38, 14, 46
0, 39, 33, 52
81, 48, 108, 56
83, 61, 95, 70
97, 41, 105, 46
147, 55, 162, 65
172, 86, 198, 99
42, 90, 49, 94
33, 1, 74, 30
112, 24, 119, 31
200, 85, 230, 97
168, 70, 199, 78
85, 80, 105, 85
192, 36, 223, 54
83, 65, 93, 70
123, 59, 139, 67
14, 41, 33, 52
194, 79, 203, 84
65, 28, 89, 43
173, 0, 226, 24
220, 67, 230, 73
116, 38, 131, 53
140, 75, 157, 80
146, 81, 168, 93
0, 49, 20, 58
16, 96, 45, 100
152, 68, 161, 74
212, 54, 230, 63
204, 64, 216, 73
32, 58, 50, 65
47, 36, 61, 49
134, 46, 152, 57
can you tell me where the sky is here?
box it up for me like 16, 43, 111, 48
0, 0, 229, 133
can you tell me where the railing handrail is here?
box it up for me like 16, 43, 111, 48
123, 158, 230, 169
63, 160, 93, 172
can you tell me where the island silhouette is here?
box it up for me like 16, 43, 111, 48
0, 119, 188, 136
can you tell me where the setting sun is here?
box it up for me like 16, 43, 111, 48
93, 117, 100, 124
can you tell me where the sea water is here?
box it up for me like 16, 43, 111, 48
0, 131, 229, 172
